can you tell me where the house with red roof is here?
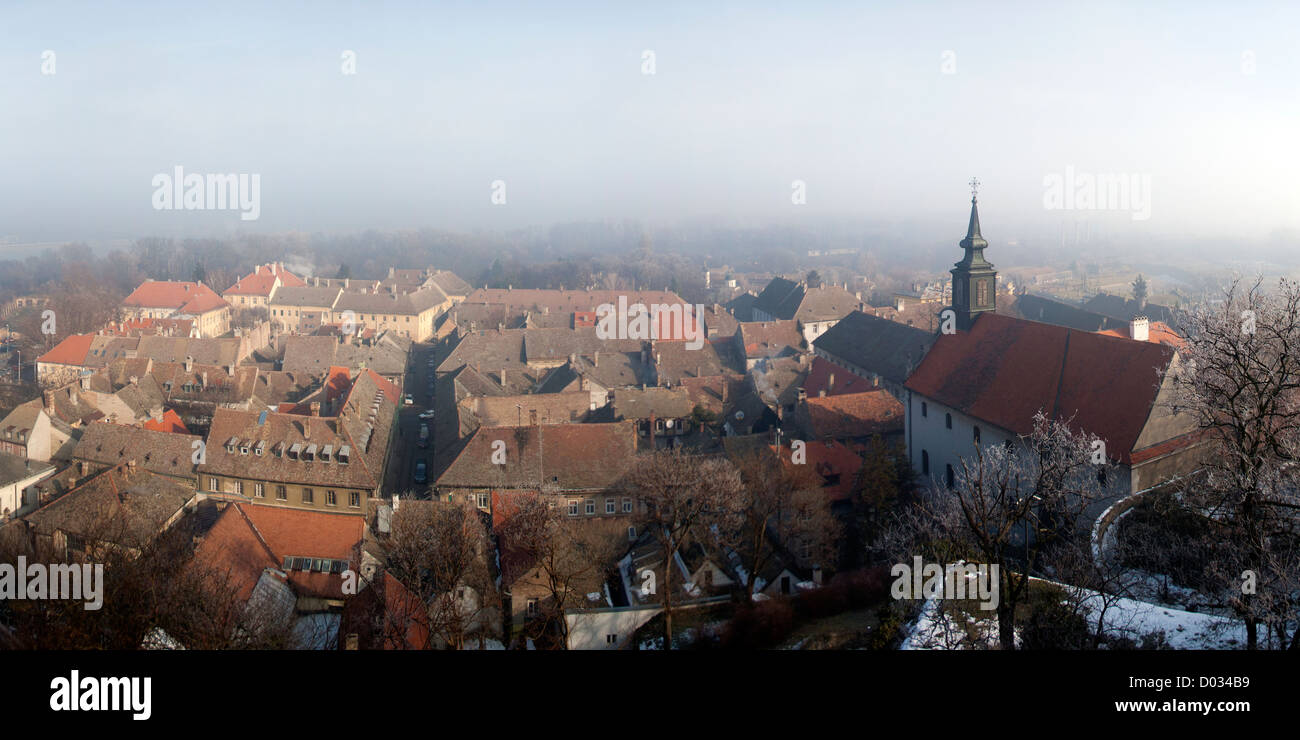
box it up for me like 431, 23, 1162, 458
122, 280, 232, 337
223, 262, 307, 311
35, 334, 96, 386
195, 502, 364, 618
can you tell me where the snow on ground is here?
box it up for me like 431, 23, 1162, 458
901, 577, 1246, 650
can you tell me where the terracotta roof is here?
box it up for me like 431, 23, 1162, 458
143, 409, 190, 434
904, 312, 1176, 463
775, 441, 864, 502
123, 281, 229, 315
224, 263, 307, 296
804, 390, 904, 439
36, 334, 95, 365
196, 503, 362, 601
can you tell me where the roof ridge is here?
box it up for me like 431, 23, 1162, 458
1049, 329, 1072, 421
232, 504, 281, 565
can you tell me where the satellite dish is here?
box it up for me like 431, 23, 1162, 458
665, 418, 674, 429
734, 410, 744, 421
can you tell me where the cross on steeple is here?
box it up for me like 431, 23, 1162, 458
969, 177, 980, 201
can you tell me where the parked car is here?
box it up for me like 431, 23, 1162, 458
413, 461, 428, 484
404, 394, 414, 406
418, 410, 435, 419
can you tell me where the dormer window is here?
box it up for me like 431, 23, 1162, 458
225, 436, 239, 454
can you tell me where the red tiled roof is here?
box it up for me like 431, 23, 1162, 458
803, 356, 876, 397
123, 281, 229, 315
224, 263, 307, 296
805, 389, 904, 438
36, 334, 96, 365
775, 441, 864, 502
1097, 320, 1187, 350
905, 312, 1175, 464
196, 503, 364, 601
143, 409, 190, 434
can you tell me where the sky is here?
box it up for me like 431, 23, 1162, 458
1, 0, 1298, 245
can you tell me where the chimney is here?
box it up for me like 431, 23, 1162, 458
201, 371, 208, 388
828, 372, 835, 392
1130, 316, 1149, 342
129, 376, 138, 386
393, 493, 400, 512
593, 351, 599, 367
227, 363, 235, 376
721, 380, 728, 403
500, 368, 506, 387
42, 390, 54, 413
184, 355, 193, 372
80, 375, 91, 391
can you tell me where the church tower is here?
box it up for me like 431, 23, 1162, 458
950, 178, 997, 331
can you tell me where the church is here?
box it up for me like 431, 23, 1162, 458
901, 184, 1206, 496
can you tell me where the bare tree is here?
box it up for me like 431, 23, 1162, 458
729, 446, 838, 598
898, 412, 1116, 649
496, 494, 622, 648
384, 500, 496, 650
1168, 277, 1300, 649
624, 450, 744, 648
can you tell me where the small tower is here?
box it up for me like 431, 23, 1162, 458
950, 178, 997, 331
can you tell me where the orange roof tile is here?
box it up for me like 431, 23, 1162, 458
36, 334, 95, 365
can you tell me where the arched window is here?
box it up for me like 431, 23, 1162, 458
921, 401, 928, 418
921, 450, 930, 475
945, 413, 953, 430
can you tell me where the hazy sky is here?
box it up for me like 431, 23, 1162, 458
2, 0, 1298, 244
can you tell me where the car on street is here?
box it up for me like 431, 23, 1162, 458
404, 394, 414, 406
413, 461, 427, 483
418, 410, 435, 419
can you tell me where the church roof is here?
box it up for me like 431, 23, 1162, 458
904, 312, 1175, 463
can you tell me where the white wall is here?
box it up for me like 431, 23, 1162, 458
565, 606, 662, 650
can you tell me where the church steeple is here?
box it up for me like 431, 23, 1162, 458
950, 178, 997, 331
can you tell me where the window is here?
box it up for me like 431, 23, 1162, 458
945, 413, 953, 430
606, 634, 618, 644
526, 598, 539, 616
302, 488, 314, 504
605, 498, 615, 514
627, 526, 637, 541
276, 485, 287, 500
477, 493, 489, 509
945, 464, 955, 489
326, 490, 337, 506
921, 450, 929, 475
349, 491, 361, 508
973, 426, 981, 444
585, 499, 595, 515
622, 498, 633, 514
251, 483, 263, 498
234, 480, 244, 495
208, 477, 219, 492
921, 401, 927, 418
568, 500, 579, 516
